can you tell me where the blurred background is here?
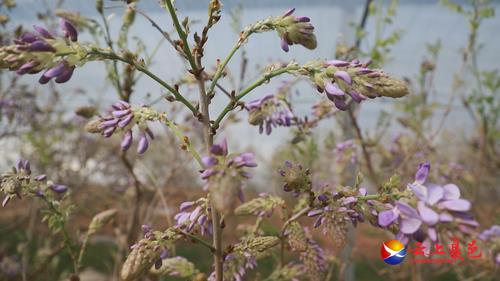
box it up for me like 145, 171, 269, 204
0, 0, 499, 280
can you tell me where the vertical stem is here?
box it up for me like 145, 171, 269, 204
347, 107, 380, 187
196, 71, 223, 281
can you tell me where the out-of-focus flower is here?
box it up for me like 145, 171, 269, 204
246, 94, 293, 135
333, 139, 358, 164
239, 8, 316, 53
150, 256, 200, 279
201, 139, 257, 214
0, 18, 85, 84
307, 188, 365, 249
478, 225, 500, 266
279, 161, 311, 196
122, 226, 177, 281
235, 193, 285, 217
266, 262, 306, 281
299, 237, 326, 281
479, 225, 500, 241
0, 159, 68, 206
87, 101, 157, 154
208, 236, 279, 281
275, 8, 317, 52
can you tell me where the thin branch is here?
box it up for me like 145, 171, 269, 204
213, 65, 299, 130
88, 49, 199, 116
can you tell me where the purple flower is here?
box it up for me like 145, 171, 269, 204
6, 18, 81, 84
378, 162, 477, 249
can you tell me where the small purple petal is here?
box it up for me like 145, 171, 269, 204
25, 40, 55, 52
16, 61, 39, 75
295, 16, 310, 22
400, 217, 422, 234
202, 156, 218, 167
326, 60, 350, 67
179, 201, 195, 211
415, 162, 430, 185
334, 70, 352, 85
378, 209, 399, 227
137, 133, 149, 154
35, 174, 47, 181
439, 213, 453, 222
307, 209, 323, 217
283, 8, 295, 17
408, 183, 428, 202
324, 82, 344, 97
49, 184, 68, 194
44, 61, 69, 79
54, 65, 75, 83
210, 138, 228, 156
426, 184, 444, 205
438, 199, 471, 212
112, 109, 131, 118
395, 201, 419, 218
417, 201, 439, 226
118, 114, 134, 128
280, 36, 289, 52
33, 25, 54, 39
443, 184, 460, 200
59, 18, 78, 41
121, 130, 133, 151
428, 227, 437, 241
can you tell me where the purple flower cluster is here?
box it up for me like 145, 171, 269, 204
316, 59, 377, 111
333, 139, 358, 164
5, 18, 79, 84
299, 238, 326, 280
378, 162, 477, 250
277, 8, 317, 52
130, 225, 170, 270
307, 188, 366, 231
478, 225, 500, 265
1, 159, 67, 207
201, 139, 257, 184
202, 139, 257, 213
245, 94, 293, 135
479, 225, 500, 241
174, 200, 213, 236
97, 101, 155, 154
207, 252, 257, 281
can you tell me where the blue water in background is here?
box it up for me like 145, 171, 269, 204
3, 0, 500, 158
